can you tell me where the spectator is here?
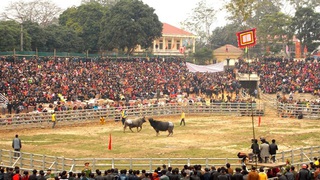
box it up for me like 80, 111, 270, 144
247, 167, 259, 180
250, 139, 259, 162
12, 134, 22, 158
298, 164, 310, 180
12, 169, 20, 180
258, 167, 267, 180
314, 166, 320, 180
201, 168, 211, 180
104, 169, 114, 180
269, 139, 278, 163
22, 170, 30, 180
45, 169, 53, 179
29, 170, 38, 180
38, 170, 46, 180
226, 163, 233, 175
284, 167, 295, 180
82, 163, 92, 178
259, 138, 270, 163
232, 168, 243, 180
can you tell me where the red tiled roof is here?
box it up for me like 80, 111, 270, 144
214, 44, 243, 53
162, 23, 194, 36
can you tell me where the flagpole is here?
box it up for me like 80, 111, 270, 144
247, 45, 256, 167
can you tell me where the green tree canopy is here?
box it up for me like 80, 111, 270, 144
0, 21, 31, 51
99, 0, 162, 54
43, 24, 84, 52
59, 2, 107, 52
210, 22, 243, 50
291, 7, 320, 55
23, 21, 48, 51
258, 12, 292, 54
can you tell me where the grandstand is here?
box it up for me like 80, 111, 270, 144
0, 56, 320, 180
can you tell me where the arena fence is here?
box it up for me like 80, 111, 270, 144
276, 102, 320, 120
0, 146, 319, 174
0, 102, 265, 130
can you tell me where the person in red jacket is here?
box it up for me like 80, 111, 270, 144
12, 169, 21, 180
22, 170, 29, 180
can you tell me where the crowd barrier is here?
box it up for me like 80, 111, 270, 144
0, 146, 319, 174
0, 102, 265, 130
277, 102, 320, 119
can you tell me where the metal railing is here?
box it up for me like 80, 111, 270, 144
0, 146, 319, 173
0, 93, 8, 105
0, 102, 265, 129
277, 102, 320, 119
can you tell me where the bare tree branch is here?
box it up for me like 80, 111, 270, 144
1, 0, 62, 26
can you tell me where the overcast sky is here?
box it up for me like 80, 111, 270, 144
0, 0, 229, 29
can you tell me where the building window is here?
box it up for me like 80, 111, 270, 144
168, 40, 172, 49
159, 40, 163, 50
177, 40, 180, 50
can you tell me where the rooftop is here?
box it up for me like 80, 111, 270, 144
162, 23, 194, 36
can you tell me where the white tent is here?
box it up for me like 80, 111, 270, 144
186, 62, 224, 73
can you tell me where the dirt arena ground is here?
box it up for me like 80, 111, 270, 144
0, 111, 319, 159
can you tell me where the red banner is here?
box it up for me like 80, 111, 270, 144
295, 41, 301, 58
236, 28, 257, 49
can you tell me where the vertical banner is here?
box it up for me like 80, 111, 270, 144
295, 41, 301, 58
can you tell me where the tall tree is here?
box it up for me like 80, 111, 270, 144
258, 12, 292, 55
44, 25, 84, 52
210, 22, 243, 49
99, 0, 162, 54
287, 0, 320, 9
181, 0, 216, 45
0, 21, 31, 51
22, 21, 48, 51
59, 2, 107, 52
225, 0, 259, 26
246, 0, 282, 27
1, 0, 62, 26
291, 7, 320, 55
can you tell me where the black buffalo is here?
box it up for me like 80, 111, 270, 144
123, 117, 146, 133
148, 118, 174, 136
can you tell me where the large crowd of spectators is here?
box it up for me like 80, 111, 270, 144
0, 56, 319, 114
0, 57, 242, 114
236, 57, 320, 96
1, 159, 320, 180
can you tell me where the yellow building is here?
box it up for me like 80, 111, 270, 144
136, 23, 196, 56
213, 44, 243, 62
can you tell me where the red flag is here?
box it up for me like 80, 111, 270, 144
108, 134, 112, 150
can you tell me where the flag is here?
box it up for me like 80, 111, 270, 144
245, 46, 248, 54
108, 134, 112, 150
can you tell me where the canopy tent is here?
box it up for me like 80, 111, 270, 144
186, 62, 224, 73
